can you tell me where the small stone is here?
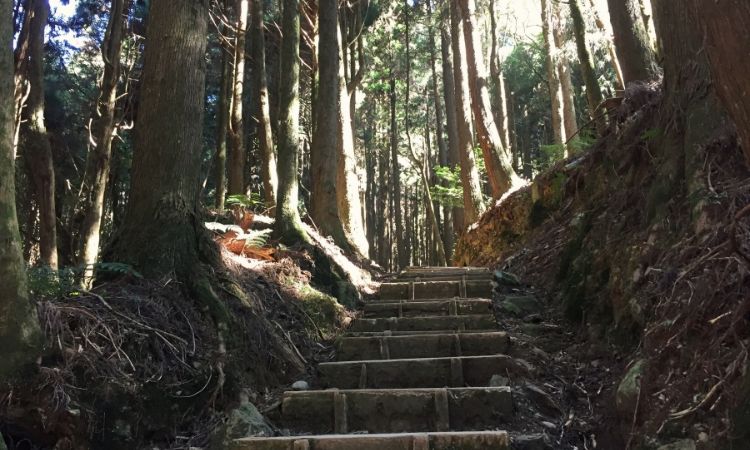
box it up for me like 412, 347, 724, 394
697, 432, 708, 442
524, 383, 563, 418
541, 421, 556, 430
513, 433, 553, 450
656, 439, 697, 450
292, 380, 310, 391
616, 359, 646, 418
489, 374, 510, 387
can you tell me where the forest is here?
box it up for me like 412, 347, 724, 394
1, 0, 750, 449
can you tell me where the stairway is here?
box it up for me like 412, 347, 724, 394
233, 267, 514, 450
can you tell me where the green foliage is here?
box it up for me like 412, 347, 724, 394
640, 127, 662, 142
429, 165, 463, 207
225, 193, 264, 210
27, 262, 142, 300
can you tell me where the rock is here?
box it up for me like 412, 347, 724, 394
291, 380, 310, 391
523, 383, 563, 418
616, 359, 646, 417
499, 295, 544, 318
540, 421, 556, 430
494, 270, 522, 287
209, 401, 274, 450
513, 433, 553, 450
489, 374, 510, 387
657, 439, 697, 450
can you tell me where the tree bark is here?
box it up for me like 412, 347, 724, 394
77, 0, 130, 285
449, 0, 484, 229
587, 0, 625, 92
214, 30, 231, 210
389, 74, 405, 268
274, 0, 308, 244
21, 0, 58, 269
228, 0, 248, 195
0, 0, 42, 379
551, 2, 578, 142
457, 0, 521, 199
541, 0, 567, 147
310, 0, 356, 254
335, 21, 369, 258
440, 22, 465, 236
488, 0, 510, 151
110, 0, 228, 323
691, 0, 750, 165
428, 0, 453, 261
607, 0, 659, 85
569, 0, 606, 135
252, 0, 278, 209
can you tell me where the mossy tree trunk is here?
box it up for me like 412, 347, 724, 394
109, 0, 228, 323
21, 0, 58, 269
457, 0, 521, 199
252, 0, 278, 210
449, 1, 485, 229
274, 0, 309, 245
76, 0, 130, 285
0, 0, 42, 380
389, 75, 405, 268
607, 0, 659, 85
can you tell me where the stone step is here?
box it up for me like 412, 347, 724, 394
349, 314, 497, 333
232, 431, 510, 450
398, 266, 492, 278
280, 387, 513, 434
362, 299, 493, 318
318, 355, 530, 389
378, 280, 493, 300
335, 331, 511, 361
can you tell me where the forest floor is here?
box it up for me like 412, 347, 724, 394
0, 214, 374, 450
455, 82, 750, 450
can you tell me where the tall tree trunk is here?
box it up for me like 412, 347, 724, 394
214, 32, 231, 210
551, 2, 578, 142
377, 136, 390, 266
77, 0, 129, 285
274, 0, 308, 244
570, 0, 606, 135
691, 0, 750, 165
335, 21, 369, 257
1, 0, 42, 379
389, 74, 405, 268
541, 0, 567, 147
21, 0, 57, 269
440, 22, 465, 237
457, 0, 521, 199
110, 0, 228, 324
428, 0, 453, 262
252, 0, 278, 209
488, 0, 510, 151
228, 0, 248, 195
310, 0, 356, 254
607, 0, 659, 85
449, 0, 484, 228
405, 5, 445, 266
587, 0, 625, 91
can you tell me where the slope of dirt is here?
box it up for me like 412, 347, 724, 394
456, 83, 750, 449
0, 218, 372, 450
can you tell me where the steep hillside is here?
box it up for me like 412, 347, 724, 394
456, 82, 750, 448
